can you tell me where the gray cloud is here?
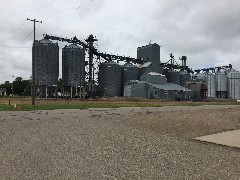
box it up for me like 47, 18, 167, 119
0, 0, 240, 83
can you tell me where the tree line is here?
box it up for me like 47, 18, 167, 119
0, 77, 31, 96
0, 78, 65, 97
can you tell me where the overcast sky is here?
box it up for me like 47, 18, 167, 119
0, 0, 240, 83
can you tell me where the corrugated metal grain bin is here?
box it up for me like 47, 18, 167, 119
34, 39, 59, 86
62, 44, 85, 87
216, 71, 228, 92
206, 73, 216, 98
99, 61, 122, 97
227, 69, 240, 99
122, 63, 139, 83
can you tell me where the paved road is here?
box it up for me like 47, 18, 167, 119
0, 107, 240, 179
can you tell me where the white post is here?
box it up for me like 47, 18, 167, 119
46, 86, 48, 99
76, 86, 77, 97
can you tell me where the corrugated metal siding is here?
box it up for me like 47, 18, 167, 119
124, 85, 131, 97
34, 40, 59, 86
166, 71, 180, 85
62, 44, 85, 87
126, 80, 193, 100
131, 82, 148, 98
206, 73, 216, 98
140, 72, 167, 84
99, 61, 122, 97
227, 69, 240, 99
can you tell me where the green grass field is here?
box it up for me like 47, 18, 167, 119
0, 97, 239, 111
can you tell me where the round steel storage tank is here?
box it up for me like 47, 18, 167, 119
167, 71, 180, 85
62, 44, 85, 87
206, 73, 216, 98
216, 71, 228, 92
121, 63, 139, 84
227, 69, 240, 99
179, 71, 191, 86
99, 61, 122, 97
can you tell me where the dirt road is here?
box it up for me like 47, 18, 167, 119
0, 105, 240, 179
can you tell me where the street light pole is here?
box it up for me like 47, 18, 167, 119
27, 18, 42, 106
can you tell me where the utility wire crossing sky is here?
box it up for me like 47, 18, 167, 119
0, 0, 239, 83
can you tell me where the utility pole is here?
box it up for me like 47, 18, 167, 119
27, 18, 42, 106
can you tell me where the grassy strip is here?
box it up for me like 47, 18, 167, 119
0, 103, 164, 111
0, 101, 239, 111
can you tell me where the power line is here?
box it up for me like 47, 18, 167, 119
22, 22, 42, 42
38, 0, 93, 25
22, 30, 34, 42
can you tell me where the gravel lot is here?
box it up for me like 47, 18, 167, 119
0, 105, 240, 179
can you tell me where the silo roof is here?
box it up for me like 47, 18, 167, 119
226, 68, 240, 74
66, 44, 80, 49
122, 63, 136, 67
39, 39, 53, 44
148, 72, 165, 76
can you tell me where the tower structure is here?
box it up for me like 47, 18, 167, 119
137, 43, 161, 64
137, 43, 163, 74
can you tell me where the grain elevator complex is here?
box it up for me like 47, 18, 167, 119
33, 34, 240, 101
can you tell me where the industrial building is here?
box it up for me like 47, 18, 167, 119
137, 44, 163, 75
34, 38, 59, 97
124, 74, 193, 100
40, 34, 240, 101
99, 43, 194, 100
62, 44, 85, 98
192, 67, 240, 100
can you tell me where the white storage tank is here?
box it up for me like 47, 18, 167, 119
206, 73, 216, 98
216, 71, 228, 92
227, 69, 240, 99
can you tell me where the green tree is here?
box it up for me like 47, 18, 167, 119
0, 81, 12, 95
22, 80, 31, 96
13, 77, 24, 96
